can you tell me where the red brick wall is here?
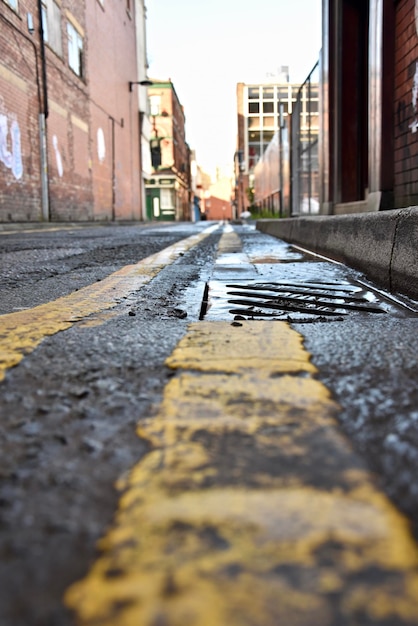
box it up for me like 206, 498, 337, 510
0, 4, 42, 221
394, 0, 418, 206
148, 84, 189, 185
0, 0, 142, 222
87, 0, 141, 220
90, 107, 113, 220
204, 195, 233, 221
45, 1, 94, 221
204, 177, 233, 221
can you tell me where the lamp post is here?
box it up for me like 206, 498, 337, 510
129, 79, 153, 91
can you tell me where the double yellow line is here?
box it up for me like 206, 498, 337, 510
63, 225, 418, 625
0, 228, 215, 381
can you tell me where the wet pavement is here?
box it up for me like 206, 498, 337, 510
1, 222, 418, 625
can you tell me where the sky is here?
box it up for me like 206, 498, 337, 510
145, 0, 322, 178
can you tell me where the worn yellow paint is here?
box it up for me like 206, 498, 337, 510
65, 321, 418, 625
165, 321, 317, 374
0, 229, 213, 381
217, 229, 243, 254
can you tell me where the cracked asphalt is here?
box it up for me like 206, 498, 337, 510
1, 221, 418, 626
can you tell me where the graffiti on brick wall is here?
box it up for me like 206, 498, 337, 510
410, 0, 418, 133
0, 107, 23, 180
97, 128, 105, 163
410, 64, 418, 133
52, 135, 63, 177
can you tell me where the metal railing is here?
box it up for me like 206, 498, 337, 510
291, 61, 320, 215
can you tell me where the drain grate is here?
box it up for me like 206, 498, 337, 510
203, 280, 416, 321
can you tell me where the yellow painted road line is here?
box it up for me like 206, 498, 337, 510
65, 321, 418, 626
0, 227, 217, 381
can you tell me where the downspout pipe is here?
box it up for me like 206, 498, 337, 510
37, 0, 50, 221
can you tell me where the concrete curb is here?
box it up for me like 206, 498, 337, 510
256, 207, 418, 302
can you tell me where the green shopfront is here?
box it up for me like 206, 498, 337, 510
145, 178, 176, 221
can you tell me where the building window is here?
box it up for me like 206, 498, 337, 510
248, 117, 259, 129
248, 145, 260, 170
42, 0, 62, 55
4, 0, 18, 11
248, 102, 259, 114
248, 87, 259, 99
67, 22, 83, 77
263, 101, 274, 113
160, 188, 174, 209
278, 87, 290, 100
263, 116, 275, 128
248, 131, 261, 143
149, 95, 161, 116
41, 2, 48, 40
308, 99, 319, 113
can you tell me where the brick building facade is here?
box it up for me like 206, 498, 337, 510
234, 79, 304, 217
145, 80, 191, 221
0, 0, 146, 222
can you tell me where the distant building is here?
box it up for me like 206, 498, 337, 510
190, 152, 211, 221
204, 173, 233, 222
235, 78, 318, 216
145, 80, 191, 221
0, 0, 148, 222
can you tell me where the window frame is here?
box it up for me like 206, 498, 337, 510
42, 0, 63, 56
41, 1, 49, 42
4, 0, 18, 12
67, 21, 83, 78
149, 95, 161, 117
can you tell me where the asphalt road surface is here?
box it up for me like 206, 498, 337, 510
1, 221, 418, 626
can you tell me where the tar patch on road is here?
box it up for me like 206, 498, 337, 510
65, 321, 418, 626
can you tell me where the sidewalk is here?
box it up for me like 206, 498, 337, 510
257, 206, 418, 302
